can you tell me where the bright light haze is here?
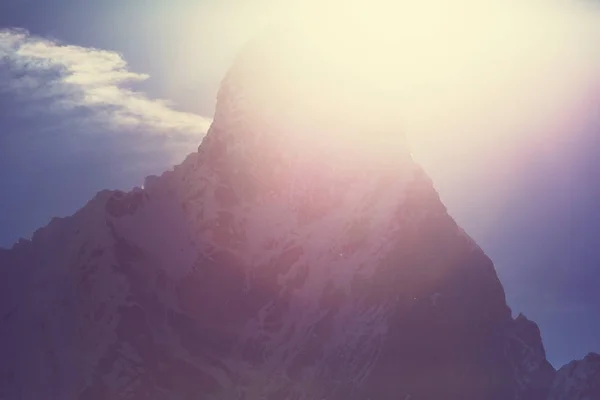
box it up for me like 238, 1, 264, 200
1, 0, 600, 367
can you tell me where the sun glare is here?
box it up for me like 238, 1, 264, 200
261, 0, 600, 166
182, 0, 599, 173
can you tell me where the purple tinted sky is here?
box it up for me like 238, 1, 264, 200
0, 0, 599, 368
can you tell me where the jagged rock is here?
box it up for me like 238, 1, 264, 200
549, 353, 600, 400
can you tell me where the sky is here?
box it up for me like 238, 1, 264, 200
1, 0, 600, 368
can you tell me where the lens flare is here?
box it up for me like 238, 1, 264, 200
176, 0, 599, 178
268, 0, 600, 167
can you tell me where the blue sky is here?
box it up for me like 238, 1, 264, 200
1, 0, 599, 367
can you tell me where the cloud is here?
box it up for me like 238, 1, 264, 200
0, 28, 211, 135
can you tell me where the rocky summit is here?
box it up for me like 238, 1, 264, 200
0, 29, 598, 400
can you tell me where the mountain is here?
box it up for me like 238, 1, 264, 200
549, 353, 600, 400
0, 28, 597, 400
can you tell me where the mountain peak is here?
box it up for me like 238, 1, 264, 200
211, 26, 409, 169
0, 30, 597, 400
584, 352, 600, 362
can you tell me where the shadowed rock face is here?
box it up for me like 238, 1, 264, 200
549, 353, 600, 400
0, 30, 594, 400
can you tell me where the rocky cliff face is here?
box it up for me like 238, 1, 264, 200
549, 353, 600, 400
0, 29, 595, 400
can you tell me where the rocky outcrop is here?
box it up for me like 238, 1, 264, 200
549, 353, 600, 400
506, 314, 557, 400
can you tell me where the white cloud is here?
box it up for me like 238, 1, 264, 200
0, 28, 212, 135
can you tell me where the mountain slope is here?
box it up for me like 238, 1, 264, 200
549, 353, 600, 400
0, 28, 595, 400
